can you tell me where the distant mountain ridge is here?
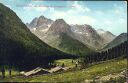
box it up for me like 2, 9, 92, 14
70, 24, 105, 50
103, 33, 127, 50
27, 15, 53, 29
27, 15, 116, 51
39, 19, 94, 56
97, 29, 116, 45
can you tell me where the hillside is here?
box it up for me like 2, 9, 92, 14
57, 33, 94, 56
0, 3, 75, 70
104, 33, 127, 50
71, 24, 105, 50
28, 16, 115, 51
37, 19, 94, 56
97, 29, 116, 45
0, 58, 126, 82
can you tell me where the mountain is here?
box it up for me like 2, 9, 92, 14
96, 29, 106, 34
47, 19, 71, 35
27, 15, 53, 29
0, 3, 75, 70
27, 15, 54, 39
31, 19, 94, 56
70, 24, 104, 50
28, 16, 116, 51
97, 29, 116, 45
103, 33, 127, 50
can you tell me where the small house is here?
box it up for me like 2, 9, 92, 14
49, 66, 64, 73
23, 67, 50, 77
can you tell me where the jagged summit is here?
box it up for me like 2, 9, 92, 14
96, 29, 116, 44
27, 12, 116, 51
55, 19, 65, 22
47, 19, 71, 34
105, 31, 116, 36
97, 29, 106, 34
39, 15, 46, 19
119, 33, 127, 37
28, 17, 38, 28
27, 15, 53, 28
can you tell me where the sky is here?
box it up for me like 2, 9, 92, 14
0, 0, 127, 35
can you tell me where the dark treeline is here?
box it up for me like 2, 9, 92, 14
0, 38, 77, 71
83, 40, 127, 65
0, 3, 78, 71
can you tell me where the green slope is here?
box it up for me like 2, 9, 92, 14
0, 3, 75, 70
0, 58, 126, 82
58, 33, 94, 56
103, 33, 127, 50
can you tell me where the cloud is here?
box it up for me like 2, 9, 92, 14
118, 18, 126, 24
104, 20, 112, 25
50, 1, 93, 25
70, 16, 96, 25
49, 7, 54, 12
114, 7, 123, 14
52, 11, 66, 20
115, 9, 120, 14
113, 4, 126, 15
1, 0, 126, 35
51, 9, 96, 25
82, 16, 96, 25
36, 7, 47, 12
72, 1, 91, 13
95, 11, 104, 15
23, 3, 47, 13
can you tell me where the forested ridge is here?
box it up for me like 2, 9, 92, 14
82, 40, 127, 66
0, 3, 76, 70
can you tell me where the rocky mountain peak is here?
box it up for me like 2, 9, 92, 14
105, 31, 115, 36
47, 19, 71, 34
55, 19, 66, 24
36, 15, 53, 27
97, 29, 104, 31
97, 29, 106, 34
116, 33, 127, 40
96, 29, 116, 44
38, 15, 47, 21
27, 15, 53, 28
28, 17, 38, 28
119, 33, 127, 36
84, 24, 92, 27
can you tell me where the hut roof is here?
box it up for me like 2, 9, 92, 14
49, 66, 64, 73
24, 67, 49, 76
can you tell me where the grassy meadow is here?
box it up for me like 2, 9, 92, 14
0, 58, 127, 82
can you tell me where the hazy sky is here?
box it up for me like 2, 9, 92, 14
0, 0, 127, 35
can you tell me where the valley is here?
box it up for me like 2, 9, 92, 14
0, 58, 127, 82
0, 2, 127, 83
